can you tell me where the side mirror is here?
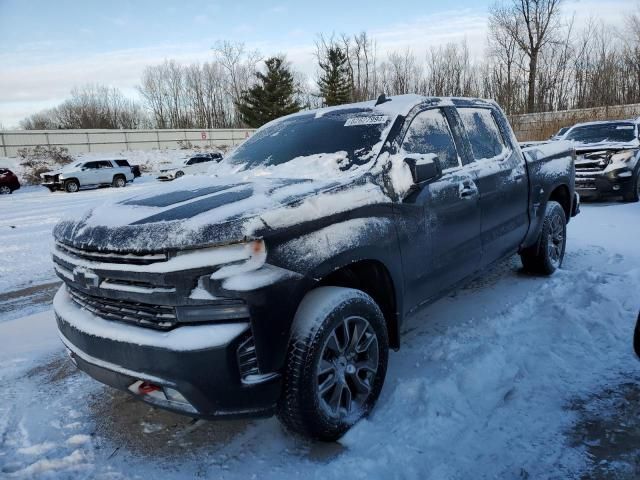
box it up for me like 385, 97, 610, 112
403, 154, 442, 184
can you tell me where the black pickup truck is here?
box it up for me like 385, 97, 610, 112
51, 95, 578, 440
564, 120, 640, 202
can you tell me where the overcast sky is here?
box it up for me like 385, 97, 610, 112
0, 0, 635, 127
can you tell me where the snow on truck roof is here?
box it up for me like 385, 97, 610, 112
279, 94, 496, 123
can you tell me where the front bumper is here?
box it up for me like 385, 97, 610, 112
54, 286, 282, 418
576, 169, 635, 197
156, 172, 177, 181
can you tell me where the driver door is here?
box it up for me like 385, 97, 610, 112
396, 108, 482, 310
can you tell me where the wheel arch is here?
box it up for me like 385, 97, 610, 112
521, 181, 573, 250
313, 257, 402, 350
548, 184, 571, 221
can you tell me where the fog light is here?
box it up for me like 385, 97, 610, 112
163, 387, 189, 404
613, 185, 621, 191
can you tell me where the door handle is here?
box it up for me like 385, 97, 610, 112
459, 181, 478, 199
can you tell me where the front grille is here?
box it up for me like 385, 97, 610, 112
43, 174, 59, 183
575, 152, 609, 177
56, 241, 167, 265
68, 286, 177, 330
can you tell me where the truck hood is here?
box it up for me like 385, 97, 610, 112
53, 174, 388, 253
573, 141, 639, 154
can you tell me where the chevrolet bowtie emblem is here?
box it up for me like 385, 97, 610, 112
73, 266, 100, 289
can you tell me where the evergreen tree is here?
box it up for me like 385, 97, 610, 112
236, 57, 301, 127
317, 46, 352, 106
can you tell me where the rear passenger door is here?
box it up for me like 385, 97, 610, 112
456, 107, 529, 267
397, 108, 482, 308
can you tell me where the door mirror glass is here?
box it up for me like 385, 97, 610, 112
404, 155, 441, 184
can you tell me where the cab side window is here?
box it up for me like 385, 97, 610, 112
458, 108, 506, 161
401, 109, 460, 171
83, 162, 98, 169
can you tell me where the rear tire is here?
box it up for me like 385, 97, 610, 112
64, 179, 80, 193
520, 200, 567, 275
0, 185, 11, 195
277, 287, 389, 441
112, 175, 126, 188
622, 170, 639, 203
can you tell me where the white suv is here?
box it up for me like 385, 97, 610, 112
157, 153, 223, 181
41, 159, 135, 193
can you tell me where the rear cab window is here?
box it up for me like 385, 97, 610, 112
400, 108, 461, 171
458, 108, 508, 161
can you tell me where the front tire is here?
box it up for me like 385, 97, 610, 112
622, 170, 640, 203
277, 287, 389, 441
0, 185, 11, 195
520, 200, 567, 275
64, 179, 80, 193
175, 170, 184, 179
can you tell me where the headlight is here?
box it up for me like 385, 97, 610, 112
175, 240, 266, 277
610, 150, 636, 164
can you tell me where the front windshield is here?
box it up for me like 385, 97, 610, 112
565, 122, 636, 144
226, 108, 392, 170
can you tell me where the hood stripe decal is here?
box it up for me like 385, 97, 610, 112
131, 188, 254, 224
122, 184, 243, 208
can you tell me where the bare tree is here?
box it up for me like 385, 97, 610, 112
490, 0, 564, 113
22, 84, 147, 130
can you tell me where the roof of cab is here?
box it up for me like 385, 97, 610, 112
276, 94, 498, 126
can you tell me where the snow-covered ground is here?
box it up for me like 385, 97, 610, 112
0, 182, 639, 478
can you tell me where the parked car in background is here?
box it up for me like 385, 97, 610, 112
113, 159, 141, 178
564, 120, 640, 202
0, 168, 20, 194
51, 94, 578, 441
41, 159, 135, 193
157, 152, 223, 181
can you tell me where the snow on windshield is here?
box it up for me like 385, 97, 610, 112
565, 122, 637, 144
225, 109, 392, 173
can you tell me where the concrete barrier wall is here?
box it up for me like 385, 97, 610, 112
508, 103, 640, 141
4, 103, 640, 155
0, 128, 256, 157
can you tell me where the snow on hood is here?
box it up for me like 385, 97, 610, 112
54, 166, 389, 252
572, 139, 640, 153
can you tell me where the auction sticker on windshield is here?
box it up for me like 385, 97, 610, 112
344, 115, 388, 126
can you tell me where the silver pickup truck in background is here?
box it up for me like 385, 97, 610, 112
41, 159, 135, 193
